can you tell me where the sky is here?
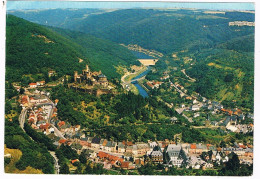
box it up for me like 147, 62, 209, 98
7, 1, 255, 11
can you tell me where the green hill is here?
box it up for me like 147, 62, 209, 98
217, 34, 254, 53
9, 9, 254, 54
8, 8, 106, 28
6, 15, 136, 83
46, 27, 138, 78
185, 45, 254, 110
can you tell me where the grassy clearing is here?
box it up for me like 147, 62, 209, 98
124, 66, 147, 82
4, 145, 43, 174
208, 62, 234, 71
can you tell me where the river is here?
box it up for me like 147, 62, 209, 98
131, 66, 151, 98
129, 50, 155, 97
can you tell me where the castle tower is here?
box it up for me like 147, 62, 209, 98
74, 71, 78, 82
98, 74, 108, 87
86, 65, 90, 72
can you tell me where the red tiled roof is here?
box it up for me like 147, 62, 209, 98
58, 121, 65, 127
110, 161, 116, 165
227, 110, 233, 115
21, 96, 28, 103
247, 144, 253, 149
127, 141, 133, 146
147, 82, 154, 88
190, 144, 197, 149
29, 83, 37, 86
59, 139, 67, 144
39, 123, 50, 130
118, 158, 124, 163
102, 139, 108, 146
121, 162, 130, 169
98, 151, 109, 158
71, 159, 79, 164
217, 147, 222, 151
37, 116, 43, 121
135, 159, 144, 165
239, 145, 246, 149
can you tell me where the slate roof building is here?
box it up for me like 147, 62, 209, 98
150, 146, 163, 163
166, 144, 187, 167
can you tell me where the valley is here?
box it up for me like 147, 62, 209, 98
4, 5, 255, 176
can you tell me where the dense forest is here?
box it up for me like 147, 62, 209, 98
50, 85, 239, 145
185, 37, 254, 110
9, 9, 255, 54
6, 15, 136, 83
8, 8, 106, 29
48, 26, 139, 77
5, 118, 54, 173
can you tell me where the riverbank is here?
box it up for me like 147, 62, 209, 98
125, 66, 147, 82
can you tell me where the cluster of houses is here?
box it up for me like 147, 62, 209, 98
64, 136, 253, 170
121, 44, 164, 58
146, 81, 163, 89
19, 86, 253, 171
40, 118, 253, 171
171, 87, 254, 134
20, 93, 57, 135
160, 71, 170, 80
27, 105, 55, 133
229, 21, 255, 26
29, 81, 46, 88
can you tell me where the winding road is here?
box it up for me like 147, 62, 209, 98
181, 69, 196, 82
18, 95, 62, 174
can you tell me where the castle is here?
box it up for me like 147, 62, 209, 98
74, 65, 108, 87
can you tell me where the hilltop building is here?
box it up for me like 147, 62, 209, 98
74, 65, 108, 87
70, 65, 112, 96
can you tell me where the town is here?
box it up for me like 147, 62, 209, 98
4, 3, 255, 176
15, 79, 253, 173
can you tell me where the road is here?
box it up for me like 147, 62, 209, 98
181, 69, 196, 82
130, 75, 146, 83
19, 108, 29, 130
18, 95, 61, 174
51, 124, 66, 139
158, 97, 193, 123
121, 66, 147, 88
50, 151, 60, 174
182, 113, 193, 123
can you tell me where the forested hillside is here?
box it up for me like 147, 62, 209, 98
8, 8, 106, 28
6, 15, 136, 82
185, 37, 254, 110
9, 9, 255, 54
47, 27, 138, 78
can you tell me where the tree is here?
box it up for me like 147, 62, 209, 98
220, 141, 226, 148
220, 152, 241, 176
79, 152, 87, 164
5, 101, 12, 114
60, 163, 70, 174
19, 87, 25, 94
226, 152, 240, 171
